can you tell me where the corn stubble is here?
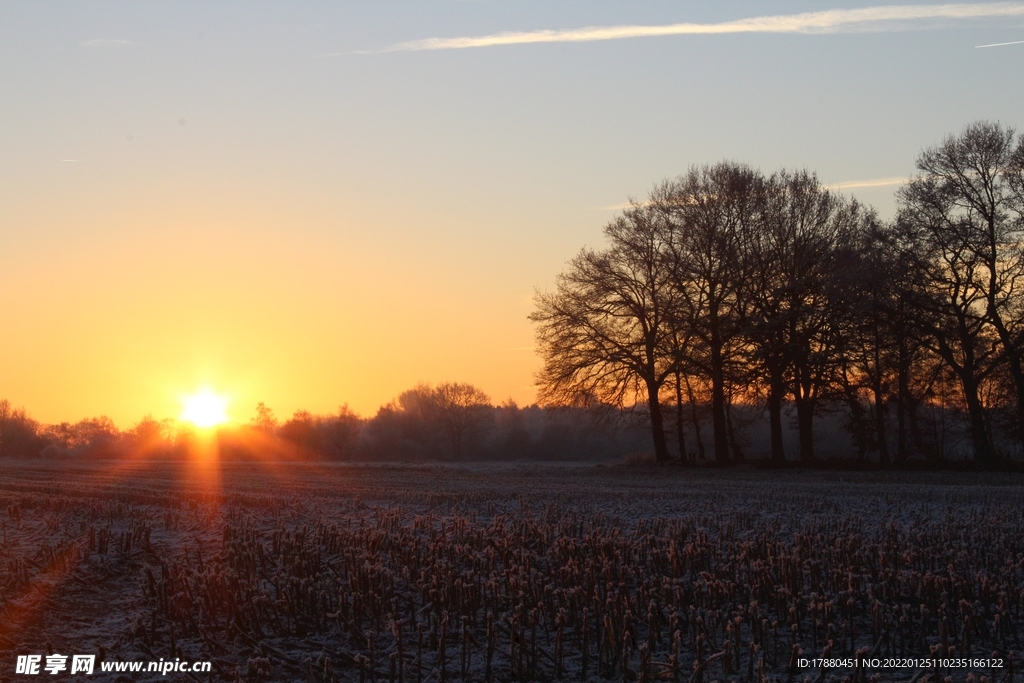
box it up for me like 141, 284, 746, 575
1, 463, 1022, 683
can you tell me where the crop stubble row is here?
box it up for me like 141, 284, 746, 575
1, 462, 1022, 683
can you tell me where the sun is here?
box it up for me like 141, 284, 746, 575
180, 389, 230, 428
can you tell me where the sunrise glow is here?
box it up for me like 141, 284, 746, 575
180, 390, 230, 428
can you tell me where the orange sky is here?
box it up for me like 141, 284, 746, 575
0, 177, 552, 425
3, 2, 1020, 427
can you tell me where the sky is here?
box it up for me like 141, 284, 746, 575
1, 1, 1022, 428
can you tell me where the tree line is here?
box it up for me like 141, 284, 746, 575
0, 385, 648, 462
531, 122, 1024, 468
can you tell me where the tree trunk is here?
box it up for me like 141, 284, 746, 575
960, 375, 997, 468
842, 380, 869, 463
896, 342, 909, 463
795, 396, 815, 462
987, 311, 1024, 448
872, 381, 889, 465
906, 394, 936, 462
768, 372, 786, 464
674, 370, 688, 463
684, 375, 706, 461
725, 398, 744, 462
710, 340, 730, 464
871, 329, 890, 464
939, 324, 997, 467
646, 382, 671, 463
793, 361, 816, 462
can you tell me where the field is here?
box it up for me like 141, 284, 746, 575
1, 461, 1022, 683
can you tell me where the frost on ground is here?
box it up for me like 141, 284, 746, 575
1, 461, 1022, 683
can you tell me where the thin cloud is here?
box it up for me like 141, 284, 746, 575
80, 39, 133, 48
61, 159, 83, 163
830, 176, 910, 189
975, 38, 1024, 46
597, 200, 643, 211
374, 3, 1024, 52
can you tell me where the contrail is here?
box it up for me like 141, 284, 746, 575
975, 38, 1024, 46
366, 2, 1024, 52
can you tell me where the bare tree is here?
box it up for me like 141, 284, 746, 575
531, 202, 677, 462
831, 222, 895, 462
250, 402, 278, 433
659, 163, 762, 463
0, 400, 45, 458
742, 171, 864, 462
902, 122, 1024, 457
531, 124, 1024, 466
326, 405, 363, 460
896, 167, 1003, 466
432, 382, 492, 460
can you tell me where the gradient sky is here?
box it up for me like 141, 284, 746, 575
1, 1, 1022, 427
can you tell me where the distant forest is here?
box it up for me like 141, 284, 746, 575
2, 121, 1023, 468
0, 388, 649, 463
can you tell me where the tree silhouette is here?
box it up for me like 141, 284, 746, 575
659, 163, 761, 463
897, 122, 1024, 462
432, 382, 492, 460
739, 171, 867, 462
251, 402, 278, 432
531, 202, 678, 462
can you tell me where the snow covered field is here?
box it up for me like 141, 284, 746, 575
1, 461, 1022, 682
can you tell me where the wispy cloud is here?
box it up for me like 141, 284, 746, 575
597, 201, 639, 211
80, 39, 133, 48
61, 159, 83, 163
372, 3, 1024, 52
830, 176, 910, 190
976, 38, 1024, 46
